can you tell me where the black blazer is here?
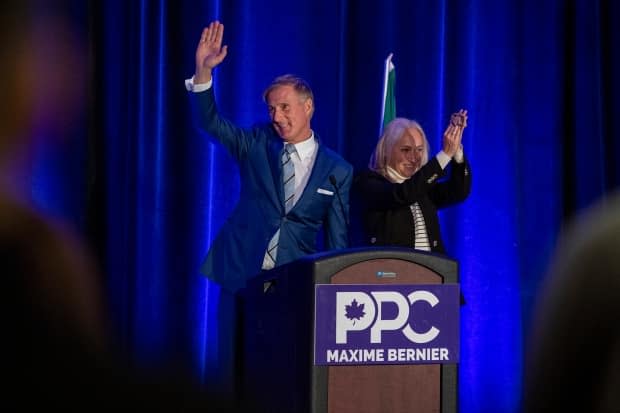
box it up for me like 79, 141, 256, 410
352, 156, 471, 254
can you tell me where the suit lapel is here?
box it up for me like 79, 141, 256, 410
293, 144, 332, 210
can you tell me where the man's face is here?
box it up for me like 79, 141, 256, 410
266, 85, 312, 144
388, 127, 425, 178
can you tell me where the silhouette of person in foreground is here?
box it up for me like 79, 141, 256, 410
1, 2, 235, 410
522, 192, 620, 413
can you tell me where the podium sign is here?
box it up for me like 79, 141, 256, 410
314, 284, 459, 366
240, 248, 460, 412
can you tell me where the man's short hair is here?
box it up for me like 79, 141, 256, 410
262, 74, 315, 116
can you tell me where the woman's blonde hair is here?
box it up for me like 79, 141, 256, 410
368, 117, 430, 176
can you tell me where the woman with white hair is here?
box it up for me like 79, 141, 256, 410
352, 111, 471, 254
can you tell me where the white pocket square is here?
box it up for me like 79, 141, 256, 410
317, 188, 334, 196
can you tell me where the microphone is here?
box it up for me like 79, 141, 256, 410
329, 175, 349, 227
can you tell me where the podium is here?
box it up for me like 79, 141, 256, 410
238, 247, 459, 413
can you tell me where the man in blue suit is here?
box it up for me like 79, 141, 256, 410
186, 21, 352, 400
187, 21, 352, 292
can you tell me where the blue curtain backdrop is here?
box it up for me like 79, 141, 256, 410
27, 0, 620, 412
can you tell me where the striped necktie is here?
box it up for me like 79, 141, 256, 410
263, 143, 296, 270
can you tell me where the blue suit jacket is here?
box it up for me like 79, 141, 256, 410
190, 87, 353, 292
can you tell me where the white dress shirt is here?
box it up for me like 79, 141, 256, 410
286, 136, 318, 207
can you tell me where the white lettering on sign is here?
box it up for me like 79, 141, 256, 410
335, 290, 441, 344
326, 348, 386, 363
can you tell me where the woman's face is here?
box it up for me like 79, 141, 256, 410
388, 127, 425, 178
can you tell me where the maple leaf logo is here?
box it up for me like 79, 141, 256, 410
345, 299, 366, 325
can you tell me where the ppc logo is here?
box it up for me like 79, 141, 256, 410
335, 291, 440, 344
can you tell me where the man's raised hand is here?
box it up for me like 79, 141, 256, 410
194, 21, 228, 84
